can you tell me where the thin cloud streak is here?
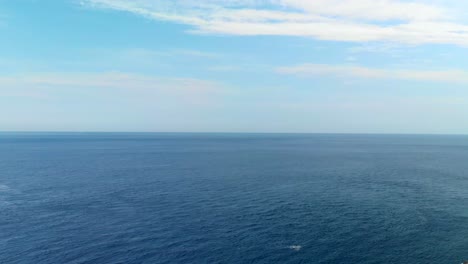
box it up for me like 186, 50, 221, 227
278, 64, 468, 83
82, 0, 468, 46
0, 72, 221, 91
0, 72, 227, 105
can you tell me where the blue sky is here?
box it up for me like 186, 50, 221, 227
2, 0, 468, 133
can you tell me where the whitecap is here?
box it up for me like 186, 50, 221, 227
288, 245, 302, 251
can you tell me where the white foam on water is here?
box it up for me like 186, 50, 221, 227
288, 245, 302, 251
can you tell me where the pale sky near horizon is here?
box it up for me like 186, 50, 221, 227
2, 0, 468, 134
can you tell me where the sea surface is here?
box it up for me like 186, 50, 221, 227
1, 133, 468, 264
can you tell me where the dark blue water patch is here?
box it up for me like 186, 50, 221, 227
1, 133, 468, 263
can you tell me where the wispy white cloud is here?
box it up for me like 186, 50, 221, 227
0, 72, 217, 89
0, 72, 226, 103
0, 72, 234, 132
208, 65, 243, 72
348, 43, 409, 55
82, 0, 468, 46
120, 48, 221, 59
174, 49, 220, 58
277, 63, 468, 83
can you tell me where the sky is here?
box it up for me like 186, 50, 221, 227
2, 0, 468, 134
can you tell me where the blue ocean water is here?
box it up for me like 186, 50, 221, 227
1, 133, 468, 264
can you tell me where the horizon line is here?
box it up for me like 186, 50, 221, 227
1, 131, 467, 136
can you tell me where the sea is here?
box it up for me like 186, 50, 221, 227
1, 133, 468, 264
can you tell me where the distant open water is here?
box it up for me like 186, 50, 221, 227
1, 133, 468, 263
